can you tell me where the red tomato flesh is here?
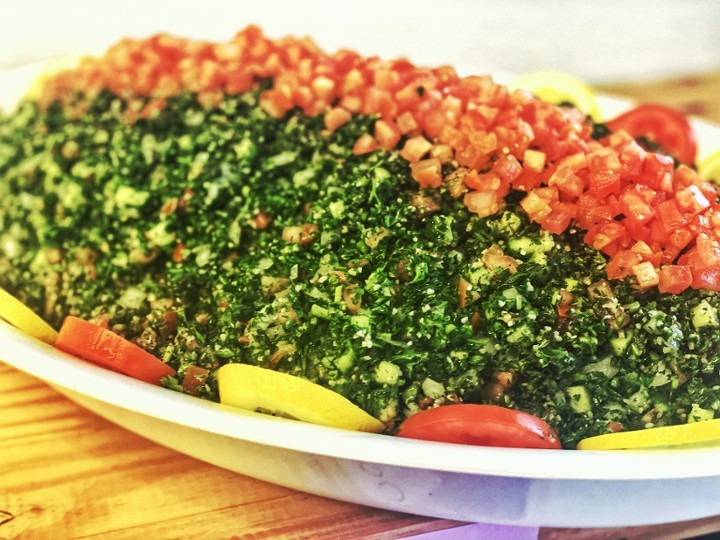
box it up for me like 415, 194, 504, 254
38, 27, 720, 295
396, 404, 562, 449
56, 316, 176, 385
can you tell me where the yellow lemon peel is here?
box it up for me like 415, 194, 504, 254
698, 149, 720, 183
217, 363, 385, 433
0, 286, 58, 344
510, 69, 600, 120
577, 418, 720, 450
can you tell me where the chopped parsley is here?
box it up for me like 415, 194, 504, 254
1, 88, 719, 447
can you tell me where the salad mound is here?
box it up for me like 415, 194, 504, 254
1, 26, 719, 448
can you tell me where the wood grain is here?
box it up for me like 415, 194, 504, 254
597, 70, 720, 124
0, 363, 460, 539
2, 71, 720, 539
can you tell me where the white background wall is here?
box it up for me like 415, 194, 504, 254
1, 0, 719, 83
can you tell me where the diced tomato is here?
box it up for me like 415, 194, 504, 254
454, 140, 490, 172
533, 186, 560, 201
311, 75, 336, 101
400, 136, 433, 162
622, 218, 652, 246
657, 265, 693, 294
410, 158, 443, 188
522, 149, 547, 172
548, 164, 584, 198
430, 144, 454, 163
695, 233, 720, 268
224, 70, 254, 94
541, 201, 577, 234
365, 87, 397, 118
394, 83, 423, 113
512, 167, 545, 191
464, 171, 501, 192
474, 131, 500, 155
630, 240, 662, 267
606, 249, 641, 280
656, 199, 686, 232
259, 88, 293, 118
293, 85, 315, 113
418, 106, 448, 139
331, 49, 359, 74
558, 151, 589, 172
492, 154, 523, 184
520, 190, 553, 223
374, 118, 401, 150
632, 261, 660, 289
619, 188, 655, 225
668, 227, 693, 250
352, 133, 378, 155
464, 190, 501, 218
614, 137, 646, 177
648, 218, 669, 246
341, 68, 365, 95
340, 94, 363, 113
674, 185, 711, 215
586, 150, 622, 198
674, 164, 701, 189
691, 267, 720, 291
396, 111, 419, 134
576, 194, 618, 229
37, 26, 718, 294
586, 221, 628, 255
640, 152, 674, 192
323, 106, 352, 132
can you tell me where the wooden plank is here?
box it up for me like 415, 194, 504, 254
0, 363, 461, 539
597, 70, 720, 123
4, 361, 720, 538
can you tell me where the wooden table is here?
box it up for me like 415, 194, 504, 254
3, 72, 720, 540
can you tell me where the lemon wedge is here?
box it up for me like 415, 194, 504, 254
0, 286, 58, 344
217, 363, 385, 433
24, 54, 85, 101
577, 418, 720, 450
510, 70, 600, 120
698, 149, 720, 183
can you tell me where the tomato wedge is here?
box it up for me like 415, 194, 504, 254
55, 316, 176, 384
396, 404, 562, 449
605, 103, 698, 165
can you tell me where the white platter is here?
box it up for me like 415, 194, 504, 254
2, 21, 720, 528
3, 321, 720, 528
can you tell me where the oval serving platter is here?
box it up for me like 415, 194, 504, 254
3, 320, 720, 527
2, 35, 720, 528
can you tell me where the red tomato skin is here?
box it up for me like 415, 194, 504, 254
56, 316, 176, 385
606, 103, 698, 165
396, 404, 562, 449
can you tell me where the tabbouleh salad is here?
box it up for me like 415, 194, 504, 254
1, 27, 719, 448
